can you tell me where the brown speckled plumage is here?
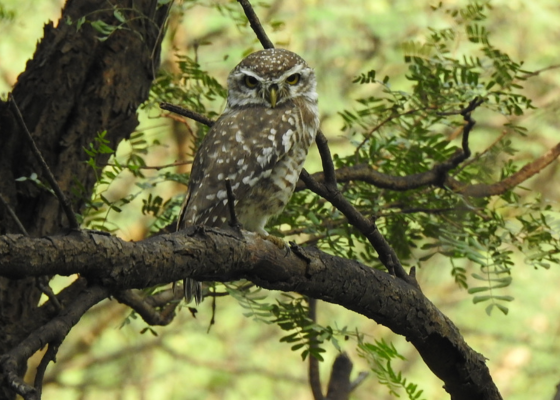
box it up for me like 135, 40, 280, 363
178, 49, 319, 304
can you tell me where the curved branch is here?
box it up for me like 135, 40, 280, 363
448, 141, 560, 197
0, 284, 109, 399
0, 230, 502, 400
114, 289, 181, 326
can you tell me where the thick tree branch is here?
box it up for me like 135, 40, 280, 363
0, 230, 502, 400
325, 353, 352, 400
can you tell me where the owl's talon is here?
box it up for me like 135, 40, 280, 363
260, 233, 289, 253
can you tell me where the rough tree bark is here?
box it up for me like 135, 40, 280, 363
0, 229, 503, 400
0, 0, 170, 398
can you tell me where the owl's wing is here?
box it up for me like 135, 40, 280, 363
178, 103, 310, 229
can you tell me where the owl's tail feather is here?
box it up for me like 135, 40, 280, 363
184, 278, 203, 305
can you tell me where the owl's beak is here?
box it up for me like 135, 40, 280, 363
269, 85, 278, 108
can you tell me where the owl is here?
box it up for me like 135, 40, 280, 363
178, 48, 319, 304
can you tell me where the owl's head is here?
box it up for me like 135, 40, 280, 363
226, 49, 317, 110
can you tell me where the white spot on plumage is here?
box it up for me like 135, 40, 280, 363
180, 48, 319, 283
282, 129, 294, 152
235, 130, 244, 143
256, 154, 268, 167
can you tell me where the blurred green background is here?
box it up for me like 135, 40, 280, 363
2, 0, 560, 399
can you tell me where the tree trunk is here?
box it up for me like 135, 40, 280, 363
0, 0, 170, 398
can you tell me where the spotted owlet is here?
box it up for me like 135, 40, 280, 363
178, 48, 319, 304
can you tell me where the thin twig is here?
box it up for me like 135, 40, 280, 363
436, 96, 484, 116
8, 94, 80, 230
0, 193, 28, 235
237, 0, 275, 49
159, 102, 215, 127
521, 64, 560, 78
349, 371, 369, 393
207, 286, 216, 334
106, 159, 192, 171
308, 297, 324, 400
354, 106, 433, 158
452, 130, 508, 176
36, 277, 63, 312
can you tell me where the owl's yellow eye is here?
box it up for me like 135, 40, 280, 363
244, 75, 259, 88
286, 73, 300, 85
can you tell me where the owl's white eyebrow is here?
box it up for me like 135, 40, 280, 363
237, 69, 264, 80
277, 64, 306, 81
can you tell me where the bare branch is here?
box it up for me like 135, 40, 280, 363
325, 353, 352, 400
237, 0, 275, 49
35, 277, 62, 312
521, 64, 560, 78
450, 141, 560, 197
8, 94, 80, 230
106, 159, 192, 171
354, 106, 435, 157
114, 289, 180, 326
0, 193, 28, 235
300, 135, 418, 287
0, 230, 502, 400
349, 371, 369, 393
34, 340, 61, 398
553, 381, 560, 400
0, 284, 109, 399
316, 131, 337, 188
159, 102, 214, 127
308, 298, 324, 400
